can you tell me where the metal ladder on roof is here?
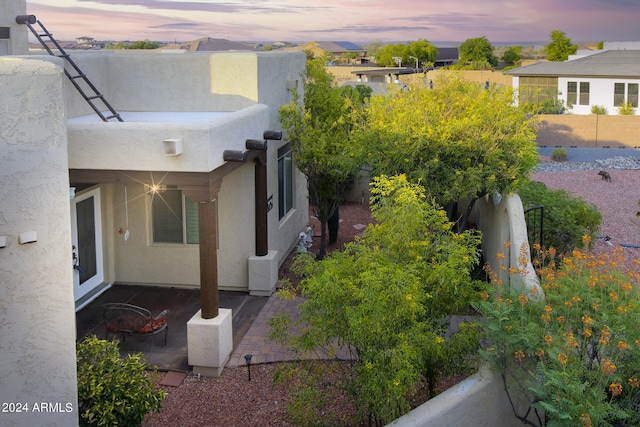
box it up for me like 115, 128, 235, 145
16, 15, 123, 122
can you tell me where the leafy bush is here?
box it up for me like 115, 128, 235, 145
591, 105, 607, 115
551, 147, 568, 161
77, 336, 166, 426
617, 102, 635, 115
269, 175, 483, 426
519, 179, 601, 256
475, 243, 640, 426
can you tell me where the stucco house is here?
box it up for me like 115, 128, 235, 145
506, 49, 640, 115
1, 0, 308, 424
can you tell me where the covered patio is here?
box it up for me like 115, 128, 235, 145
76, 284, 268, 372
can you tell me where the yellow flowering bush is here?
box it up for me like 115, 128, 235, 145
475, 244, 640, 426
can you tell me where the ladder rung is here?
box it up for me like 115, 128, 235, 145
88, 95, 103, 100
71, 74, 87, 79
104, 115, 120, 120
38, 33, 51, 38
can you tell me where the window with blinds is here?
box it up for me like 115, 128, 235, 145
151, 187, 199, 244
278, 143, 293, 220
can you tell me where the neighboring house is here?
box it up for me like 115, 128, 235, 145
434, 46, 459, 68
506, 49, 640, 115
160, 37, 257, 52
289, 41, 367, 62
1, 0, 308, 424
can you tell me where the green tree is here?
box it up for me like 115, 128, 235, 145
365, 40, 384, 59
502, 45, 522, 64
458, 36, 498, 68
270, 175, 482, 425
407, 39, 439, 68
340, 51, 359, 64
279, 56, 369, 259
359, 75, 538, 231
375, 43, 408, 67
544, 30, 577, 61
107, 39, 162, 49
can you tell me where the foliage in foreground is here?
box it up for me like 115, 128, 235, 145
475, 242, 640, 426
77, 336, 166, 426
519, 179, 601, 257
269, 175, 483, 426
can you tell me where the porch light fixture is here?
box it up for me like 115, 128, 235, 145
244, 354, 253, 381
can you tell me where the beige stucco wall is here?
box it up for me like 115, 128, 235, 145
67, 50, 308, 291
0, 0, 30, 55
388, 366, 524, 427
536, 114, 640, 148
0, 57, 79, 426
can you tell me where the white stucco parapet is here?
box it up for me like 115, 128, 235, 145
67, 104, 270, 172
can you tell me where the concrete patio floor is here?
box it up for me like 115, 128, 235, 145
76, 284, 269, 372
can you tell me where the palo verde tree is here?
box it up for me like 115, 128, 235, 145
457, 36, 499, 69
544, 30, 577, 61
359, 75, 539, 231
375, 39, 438, 68
279, 55, 370, 259
270, 175, 482, 426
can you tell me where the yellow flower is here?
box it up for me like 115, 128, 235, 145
617, 340, 629, 351
514, 350, 525, 363
628, 377, 639, 388
518, 295, 529, 306
544, 335, 554, 344
393, 379, 400, 386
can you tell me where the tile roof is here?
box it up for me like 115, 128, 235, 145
505, 50, 640, 78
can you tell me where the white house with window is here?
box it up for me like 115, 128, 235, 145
506, 49, 640, 115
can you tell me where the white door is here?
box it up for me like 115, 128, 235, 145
71, 188, 104, 302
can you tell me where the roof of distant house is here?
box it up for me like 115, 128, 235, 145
289, 41, 366, 54
160, 37, 257, 52
505, 49, 640, 78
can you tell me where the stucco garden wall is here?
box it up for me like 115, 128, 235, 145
536, 114, 640, 148
0, 57, 79, 426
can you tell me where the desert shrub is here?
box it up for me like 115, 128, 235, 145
475, 243, 640, 426
617, 102, 635, 115
77, 336, 166, 426
269, 175, 483, 426
591, 105, 607, 115
519, 179, 601, 256
551, 147, 568, 161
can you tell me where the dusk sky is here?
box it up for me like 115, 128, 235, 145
26, 0, 640, 45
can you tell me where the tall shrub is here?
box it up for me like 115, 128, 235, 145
270, 175, 483, 426
77, 336, 166, 426
476, 241, 640, 426
519, 179, 601, 256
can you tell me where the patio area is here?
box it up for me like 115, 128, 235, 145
76, 284, 269, 372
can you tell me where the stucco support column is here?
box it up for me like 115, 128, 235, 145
199, 180, 221, 319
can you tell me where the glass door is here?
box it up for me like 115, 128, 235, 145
71, 188, 104, 302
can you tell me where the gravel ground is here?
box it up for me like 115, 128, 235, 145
144, 155, 640, 426
532, 156, 640, 275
